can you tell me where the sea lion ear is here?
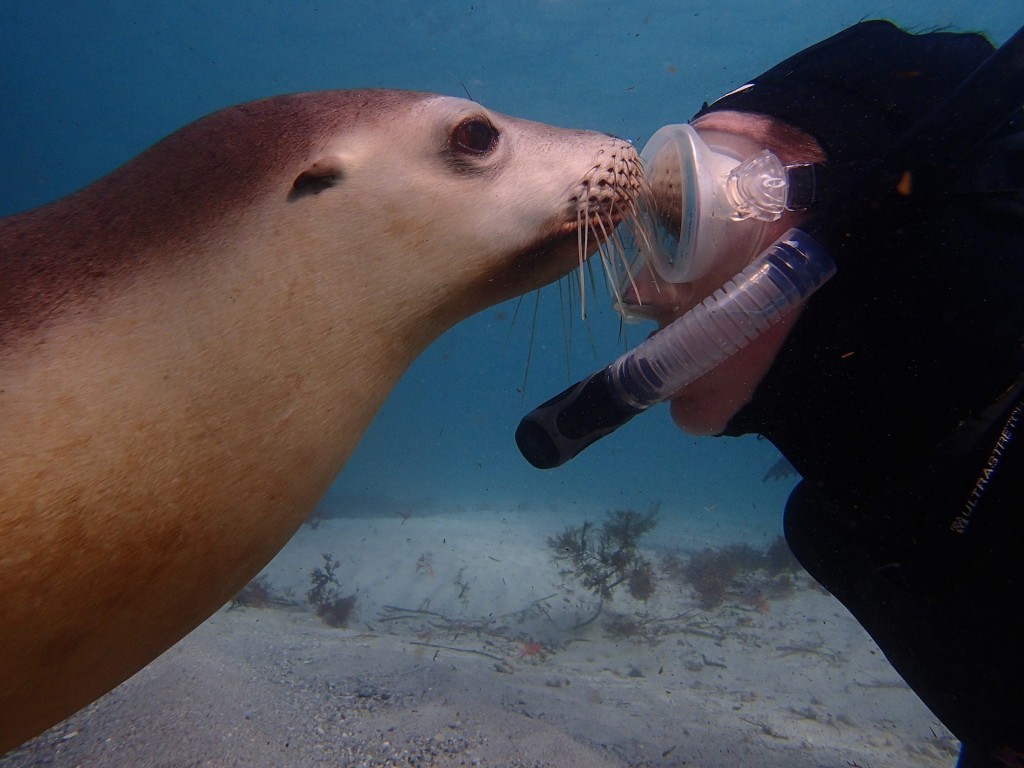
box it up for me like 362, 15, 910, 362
290, 155, 346, 199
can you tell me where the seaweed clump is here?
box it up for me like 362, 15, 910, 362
231, 574, 296, 610
549, 506, 659, 625
307, 553, 357, 628
664, 536, 800, 610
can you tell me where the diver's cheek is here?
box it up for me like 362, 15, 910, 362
668, 380, 748, 436
664, 313, 803, 436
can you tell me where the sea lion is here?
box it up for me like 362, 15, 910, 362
0, 89, 644, 751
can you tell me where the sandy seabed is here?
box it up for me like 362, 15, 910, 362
1, 511, 958, 768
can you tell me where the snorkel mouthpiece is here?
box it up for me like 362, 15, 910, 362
515, 229, 835, 469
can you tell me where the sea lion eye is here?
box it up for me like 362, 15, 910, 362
451, 117, 499, 155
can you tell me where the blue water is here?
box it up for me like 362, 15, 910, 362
1, 2, 1019, 761
1, 2, 1018, 526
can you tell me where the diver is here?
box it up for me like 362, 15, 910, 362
518, 19, 1024, 767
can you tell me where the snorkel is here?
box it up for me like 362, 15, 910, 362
515, 223, 835, 470
517, 22, 1024, 470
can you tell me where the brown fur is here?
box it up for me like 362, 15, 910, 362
0, 91, 427, 343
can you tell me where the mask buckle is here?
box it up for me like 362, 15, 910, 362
726, 149, 789, 221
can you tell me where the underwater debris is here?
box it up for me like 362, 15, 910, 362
377, 594, 557, 642
775, 640, 844, 663
665, 536, 800, 610
303, 505, 326, 529
627, 561, 656, 601
517, 640, 548, 660
230, 574, 298, 610
763, 536, 801, 574
415, 551, 435, 578
376, 603, 561, 671
603, 612, 647, 639
602, 608, 709, 642
307, 552, 357, 628
549, 506, 659, 625
682, 550, 733, 609
453, 566, 471, 608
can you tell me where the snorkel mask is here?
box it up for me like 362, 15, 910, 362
515, 18, 1024, 470
614, 123, 822, 322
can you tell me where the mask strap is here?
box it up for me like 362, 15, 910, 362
784, 163, 828, 210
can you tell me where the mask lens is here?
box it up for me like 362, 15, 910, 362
643, 131, 688, 279
611, 125, 704, 321
612, 124, 788, 322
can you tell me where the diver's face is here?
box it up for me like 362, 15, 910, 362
628, 212, 802, 436
628, 112, 823, 435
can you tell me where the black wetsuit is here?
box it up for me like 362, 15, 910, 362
700, 20, 1024, 766
721, 79, 1024, 768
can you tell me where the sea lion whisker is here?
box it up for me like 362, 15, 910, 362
576, 202, 588, 318
503, 293, 526, 352
590, 207, 625, 306
558, 273, 574, 379
520, 288, 542, 402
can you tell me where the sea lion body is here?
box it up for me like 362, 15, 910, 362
0, 90, 642, 750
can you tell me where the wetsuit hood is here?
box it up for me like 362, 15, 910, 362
692, 20, 1005, 181
699, 21, 1024, 497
